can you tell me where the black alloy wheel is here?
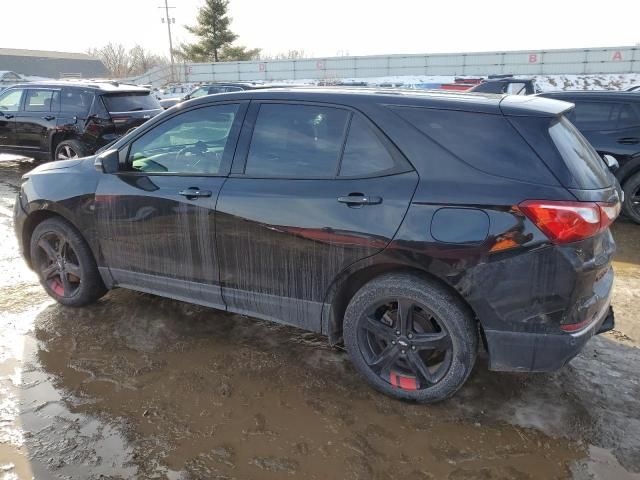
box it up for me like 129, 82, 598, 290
357, 298, 453, 391
33, 231, 82, 298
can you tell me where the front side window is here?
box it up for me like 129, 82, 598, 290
244, 104, 349, 177
339, 116, 396, 177
0, 89, 24, 111
25, 89, 57, 112
127, 103, 239, 175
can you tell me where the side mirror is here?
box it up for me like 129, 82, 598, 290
603, 154, 619, 172
94, 149, 120, 174
183, 94, 190, 101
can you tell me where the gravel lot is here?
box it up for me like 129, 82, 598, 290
0, 157, 639, 479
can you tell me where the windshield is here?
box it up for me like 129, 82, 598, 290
102, 92, 161, 112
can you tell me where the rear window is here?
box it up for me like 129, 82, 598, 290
548, 116, 611, 189
102, 92, 160, 112
390, 106, 556, 185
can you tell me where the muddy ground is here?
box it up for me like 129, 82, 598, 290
0, 158, 638, 480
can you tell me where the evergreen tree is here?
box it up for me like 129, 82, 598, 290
181, 0, 238, 62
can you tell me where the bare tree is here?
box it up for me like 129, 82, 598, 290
259, 49, 308, 60
88, 44, 168, 78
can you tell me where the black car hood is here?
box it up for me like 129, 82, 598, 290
24, 157, 95, 178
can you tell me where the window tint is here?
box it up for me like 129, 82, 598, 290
506, 82, 527, 95
25, 89, 56, 112
617, 103, 640, 129
61, 88, 93, 115
549, 116, 610, 189
245, 104, 349, 177
391, 106, 551, 184
340, 116, 395, 176
127, 104, 239, 175
102, 92, 160, 112
569, 101, 617, 130
0, 89, 24, 111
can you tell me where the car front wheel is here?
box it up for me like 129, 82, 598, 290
343, 273, 478, 403
30, 217, 107, 306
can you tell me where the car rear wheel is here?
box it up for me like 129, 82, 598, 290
343, 273, 477, 403
54, 140, 87, 161
30, 217, 107, 306
622, 172, 640, 224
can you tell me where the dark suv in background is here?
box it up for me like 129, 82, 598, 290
539, 91, 640, 222
14, 89, 619, 403
159, 82, 283, 109
0, 81, 162, 161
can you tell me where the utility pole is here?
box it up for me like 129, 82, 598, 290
159, 1, 176, 83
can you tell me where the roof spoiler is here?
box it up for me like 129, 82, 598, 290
499, 95, 574, 117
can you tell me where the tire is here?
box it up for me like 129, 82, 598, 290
30, 217, 107, 307
343, 273, 477, 403
54, 139, 87, 161
622, 172, 640, 225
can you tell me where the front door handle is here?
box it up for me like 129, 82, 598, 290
179, 188, 212, 199
618, 137, 640, 145
4, 114, 14, 119
43, 115, 55, 121
337, 194, 382, 207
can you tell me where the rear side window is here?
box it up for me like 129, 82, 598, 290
617, 103, 640, 129
391, 106, 554, 184
24, 89, 57, 112
245, 104, 349, 177
61, 88, 93, 115
102, 92, 160, 112
548, 116, 610, 189
339, 116, 395, 177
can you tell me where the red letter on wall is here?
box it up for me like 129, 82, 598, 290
612, 51, 623, 61
529, 54, 538, 63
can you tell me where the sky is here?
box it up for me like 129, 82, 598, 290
3, 0, 639, 59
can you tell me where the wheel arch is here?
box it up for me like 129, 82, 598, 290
322, 261, 484, 349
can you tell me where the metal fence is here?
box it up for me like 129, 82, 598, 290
130, 46, 640, 86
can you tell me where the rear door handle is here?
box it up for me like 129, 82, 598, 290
4, 114, 14, 119
337, 194, 382, 206
618, 137, 640, 145
43, 115, 55, 121
179, 188, 212, 199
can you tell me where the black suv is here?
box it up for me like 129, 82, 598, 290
0, 81, 162, 161
539, 91, 640, 223
14, 89, 619, 402
159, 83, 282, 109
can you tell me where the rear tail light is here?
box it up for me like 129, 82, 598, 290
518, 200, 620, 244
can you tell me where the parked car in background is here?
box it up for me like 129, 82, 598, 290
469, 76, 541, 95
539, 91, 640, 223
0, 81, 163, 160
15, 88, 619, 402
159, 82, 282, 109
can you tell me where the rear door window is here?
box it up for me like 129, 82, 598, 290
339, 115, 396, 177
24, 89, 57, 112
102, 92, 161, 112
548, 116, 611, 189
568, 101, 618, 131
617, 103, 640, 129
244, 104, 349, 177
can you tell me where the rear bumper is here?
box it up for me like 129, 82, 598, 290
485, 305, 614, 372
